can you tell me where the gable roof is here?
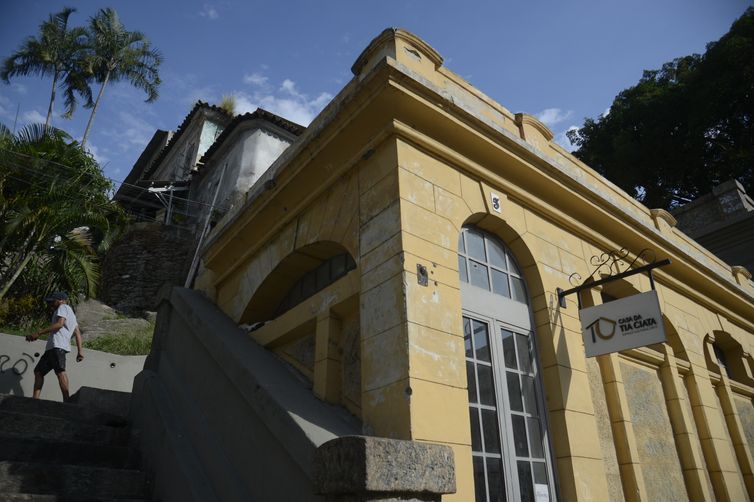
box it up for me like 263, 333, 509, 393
197, 107, 305, 170
142, 101, 233, 180
113, 129, 171, 208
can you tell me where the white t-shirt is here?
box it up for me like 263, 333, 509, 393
45, 304, 78, 352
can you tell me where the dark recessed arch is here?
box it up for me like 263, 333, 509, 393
241, 241, 356, 324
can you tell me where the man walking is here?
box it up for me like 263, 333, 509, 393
26, 292, 84, 401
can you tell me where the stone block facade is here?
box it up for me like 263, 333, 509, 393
101, 222, 194, 314
181, 28, 754, 501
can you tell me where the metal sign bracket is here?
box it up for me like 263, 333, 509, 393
556, 248, 671, 309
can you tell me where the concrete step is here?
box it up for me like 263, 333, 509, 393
0, 410, 129, 446
0, 395, 128, 427
0, 435, 138, 469
0, 494, 148, 501
0, 461, 148, 498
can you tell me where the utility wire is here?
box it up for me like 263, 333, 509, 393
1, 148, 228, 212
3, 172, 197, 232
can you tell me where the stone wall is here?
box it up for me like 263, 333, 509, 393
100, 222, 195, 314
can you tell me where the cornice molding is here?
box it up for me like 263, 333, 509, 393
352, 27, 443, 76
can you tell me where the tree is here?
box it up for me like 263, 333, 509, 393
0, 123, 126, 303
81, 8, 162, 147
1, 7, 92, 128
568, 8, 754, 209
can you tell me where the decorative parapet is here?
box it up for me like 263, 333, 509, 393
313, 436, 456, 501
732, 266, 753, 287
514, 113, 554, 151
650, 208, 678, 233
351, 28, 444, 78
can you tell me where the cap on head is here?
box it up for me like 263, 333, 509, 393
44, 292, 69, 302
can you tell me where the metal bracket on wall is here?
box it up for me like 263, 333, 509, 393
417, 264, 429, 286
556, 248, 671, 309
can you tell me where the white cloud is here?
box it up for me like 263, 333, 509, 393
231, 77, 333, 126
280, 79, 300, 97
0, 94, 14, 120
11, 83, 27, 94
86, 142, 109, 165
554, 125, 579, 152
602, 106, 611, 118
22, 109, 46, 124
199, 4, 219, 19
119, 111, 155, 147
536, 108, 573, 128
164, 71, 219, 106
99, 111, 155, 153
243, 72, 268, 87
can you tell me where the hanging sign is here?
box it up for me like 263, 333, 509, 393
579, 290, 666, 357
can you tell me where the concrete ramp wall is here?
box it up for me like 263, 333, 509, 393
130, 287, 361, 502
0, 333, 146, 400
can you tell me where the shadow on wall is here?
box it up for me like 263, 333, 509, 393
0, 350, 37, 396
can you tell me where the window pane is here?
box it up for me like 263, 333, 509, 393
467, 229, 486, 262
487, 238, 507, 270
478, 365, 496, 406
459, 255, 469, 283
507, 372, 523, 412
516, 333, 532, 374
491, 269, 510, 298
470, 408, 482, 451
522, 375, 537, 416
501, 329, 517, 369
508, 255, 522, 276
331, 254, 346, 277
511, 277, 527, 304
517, 461, 534, 502
458, 232, 466, 254
512, 415, 529, 456
487, 457, 506, 502
473, 456, 487, 502
467, 362, 477, 404
464, 318, 472, 357
302, 271, 316, 297
482, 409, 501, 454
528, 417, 544, 459
469, 260, 490, 290
532, 461, 548, 485
473, 321, 491, 362
316, 262, 330, 290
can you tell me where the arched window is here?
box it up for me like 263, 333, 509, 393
275, 252, 356, 316
459, 226, 556, 502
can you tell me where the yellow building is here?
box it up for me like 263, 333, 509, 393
138, 28, 754, 501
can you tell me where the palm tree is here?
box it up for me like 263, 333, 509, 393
81, 8, 162, 147
0, 122, 125, 301
1, 8, 91, 128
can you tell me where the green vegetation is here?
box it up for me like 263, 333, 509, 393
568, 8, 753, 209
83, 322, 154, 355
2, 7, 162, 142
80, 8, 162, 146
1, 8, 91, 127
0, 123, 127, 318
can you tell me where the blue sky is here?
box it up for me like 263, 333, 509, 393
1, 0, 751, 185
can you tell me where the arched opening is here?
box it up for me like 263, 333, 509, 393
459, 225, 557, 502
241, 241, 356, 324
710, 331, 754, 387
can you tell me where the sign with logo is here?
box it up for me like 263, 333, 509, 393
579, 290, 666, 357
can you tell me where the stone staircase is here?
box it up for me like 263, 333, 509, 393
0, 393, 151, 500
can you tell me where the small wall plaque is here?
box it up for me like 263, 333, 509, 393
490, 193, 502, 213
